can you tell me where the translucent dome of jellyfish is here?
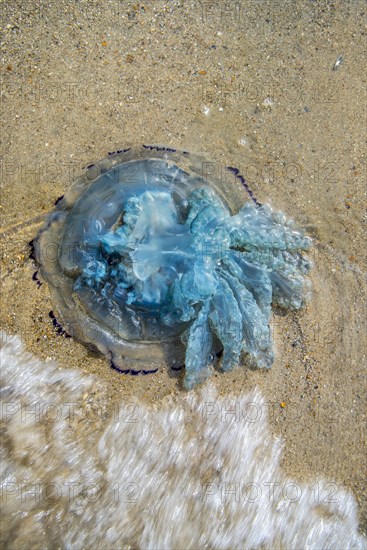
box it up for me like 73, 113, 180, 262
34, 145, 312, 389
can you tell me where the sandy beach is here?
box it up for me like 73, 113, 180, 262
1, 0, 366, 543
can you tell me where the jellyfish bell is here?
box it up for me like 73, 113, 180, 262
34, 145, 312, 389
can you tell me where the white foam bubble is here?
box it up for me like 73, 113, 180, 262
1, 333, 365, 549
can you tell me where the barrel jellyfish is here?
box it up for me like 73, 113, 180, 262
33, 145, 312, 389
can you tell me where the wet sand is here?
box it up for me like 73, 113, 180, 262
1, 0, 366, 536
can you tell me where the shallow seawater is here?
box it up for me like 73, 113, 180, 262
1, 334, 365, 549
0, 0, 366, 548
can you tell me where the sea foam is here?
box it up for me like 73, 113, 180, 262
0, 333, 365, 549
